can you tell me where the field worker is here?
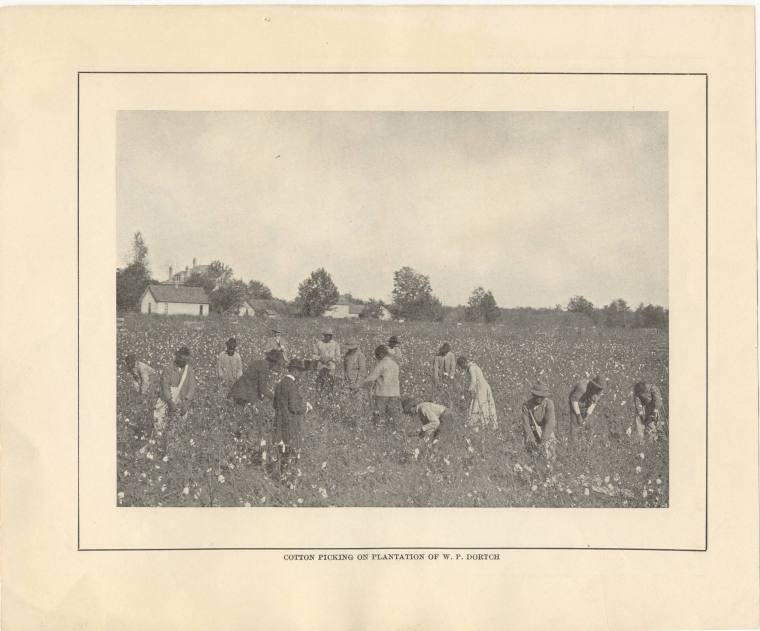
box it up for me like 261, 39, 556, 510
266, 328, 288, 362
343, 340, 367, 391
433, 343, 456, 386
521, 379, 557, 462
568, 374, 605, 438
402, 396, 459, 445
228, 350, 284, 457
363, 345, 402, 427
153, 346, 196, 449
313, 327, 341, 392
124, 353, 156, 396
272, 358, 312, 477
387, 335, 403, 363
217, 337, 243, 396
456, 356, 498, 429
632, 381, 665, 442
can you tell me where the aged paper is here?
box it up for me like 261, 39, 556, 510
1, 5, 757, 630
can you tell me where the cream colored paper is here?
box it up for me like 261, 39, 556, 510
1, 6, 756, 630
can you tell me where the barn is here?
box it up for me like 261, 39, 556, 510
325, 297, 364, 319
140, 284, 210, 316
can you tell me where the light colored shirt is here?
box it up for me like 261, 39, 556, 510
416, 402, 447, 433
363, 356, 400, 397
522, 398, 556, 432
130, 361, 156, 394
217, 351, 243, 384
313, 339, 341, 370
388, 347, 403, 363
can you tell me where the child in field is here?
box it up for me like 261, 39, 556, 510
216, 337, 243, 397
432, 342, 456, 405
153, 347, 196, 452
521, 380, 557, 462
343, 341, 367, 391
402, 397, 459, 443
272, 358, 313, 477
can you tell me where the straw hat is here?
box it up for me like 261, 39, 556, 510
590, 375, 605, 389
530, 380, 551, 397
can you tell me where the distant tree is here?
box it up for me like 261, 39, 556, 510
391, 266, 444, 321
465, 287, 500, 322
360, 298, 388, 319
567, 295, 596, 319
635, 303, 669, 330
209, 279, 248, 314
186, 259, 234, 293
116, 231, 154, 311
554, 304, 564, 312
603, 298, 632, 327
296, 268, 340, 316
247, 279, 273, 300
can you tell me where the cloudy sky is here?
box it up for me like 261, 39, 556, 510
117, 110, 667, 308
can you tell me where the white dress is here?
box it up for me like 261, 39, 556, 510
466, 363, 498, 429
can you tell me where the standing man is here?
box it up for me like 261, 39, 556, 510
363, 345, 402, 428
313, 327, 341, 393
153, 346, 196, 451
432, 342, 456, 405
272, 358, 312, 477
343, 340, 367, 391
124, 353, 156, 396
522, 379, 557, 462
216, 337, 243, 397
228, 349, 284, 458
568, 374, 605, 439
266, 328, 288, 362
632, 381, 665, 442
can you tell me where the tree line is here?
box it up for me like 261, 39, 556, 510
116, 231, 667, 329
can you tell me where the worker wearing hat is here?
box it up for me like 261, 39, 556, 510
265, 328, 288, 362
272, 358, 312, 477
227, 349, 285, 459
343, 340, 367, 391
153, 346, 196, 452
313, 327, 341, 393
568, 374, 605, 439
216, 337, 243, 397
522, 379, 557, 462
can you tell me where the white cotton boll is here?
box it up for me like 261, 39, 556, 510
635, 466, 642, 473
319, 488, 328, 499
182, 486, 190, 495
217, 474, 226, 484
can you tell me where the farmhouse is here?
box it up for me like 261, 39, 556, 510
140, 284, 210, 316
167, 258, 210, 284
325, 297, 364, 319
236, 300, 255, 317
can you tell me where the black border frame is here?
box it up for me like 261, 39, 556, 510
78, 71, 708, 552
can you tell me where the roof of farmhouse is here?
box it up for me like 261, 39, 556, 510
146, 284, 210, 304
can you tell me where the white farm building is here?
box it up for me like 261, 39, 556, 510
140, 284, 210, 316
325, 297, 365, 319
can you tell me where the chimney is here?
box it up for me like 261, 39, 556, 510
193, 257, 197, 269
169, 265, 173, 280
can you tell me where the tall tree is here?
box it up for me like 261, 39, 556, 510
247, 279, 273, 300
567, 295, 596, 319
603, 298, 632, 327
116, 231, 154, 311
465, 287, 500, 322
209, 279, 248, 314
391, 266, 443, 321
296, 268, 340, 316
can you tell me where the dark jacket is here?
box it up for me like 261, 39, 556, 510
228, 360, 276, 403
273, 375, 307, 449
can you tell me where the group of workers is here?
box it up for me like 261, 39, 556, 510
123, 325, 666, 479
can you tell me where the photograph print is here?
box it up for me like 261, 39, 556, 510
116, 110, 668, 508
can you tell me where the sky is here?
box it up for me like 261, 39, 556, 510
116, 110, 668, 308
